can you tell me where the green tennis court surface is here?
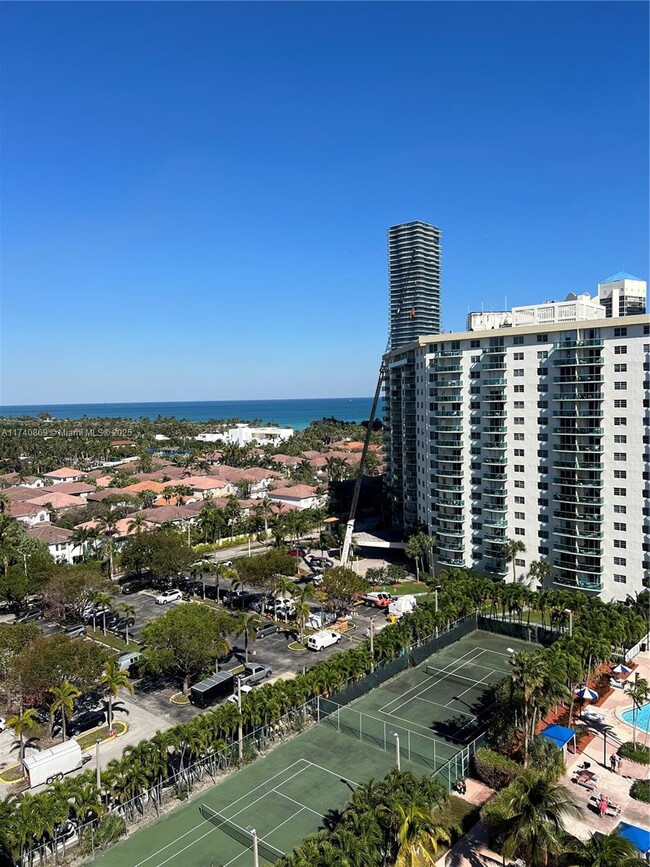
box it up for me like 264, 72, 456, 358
93, 631, 532, 867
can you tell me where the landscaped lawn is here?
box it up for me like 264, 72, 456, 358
370, 580, 430, 596
87, 628, 135, 652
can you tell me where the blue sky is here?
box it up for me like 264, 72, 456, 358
1, 1, 648, 405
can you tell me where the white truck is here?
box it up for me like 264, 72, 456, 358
387, 595, 417, 620
23, 740, 83, 787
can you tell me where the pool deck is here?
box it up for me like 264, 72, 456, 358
561, 649, 650, 841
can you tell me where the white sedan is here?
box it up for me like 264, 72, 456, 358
0, 717, 5, 732
155, 589, 183, 605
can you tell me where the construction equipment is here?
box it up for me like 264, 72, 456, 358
340, 249, 417, 566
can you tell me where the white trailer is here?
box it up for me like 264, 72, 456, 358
388, 595, 417, 619
23, 740, 83, 788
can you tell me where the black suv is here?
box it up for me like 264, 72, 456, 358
223, 590, 256, 609
67, 710, 106, 736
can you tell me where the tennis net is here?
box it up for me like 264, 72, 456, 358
424, 665, 506, 691
199, 803, 285, 863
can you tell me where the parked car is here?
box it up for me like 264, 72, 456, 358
226, 684, 253, 704
0, 716, 6, 732
67, 710, 106, 736
307, 630, 342, 652
63, 623, 86, 638
360, 592, 393, 608
255, 621, 280, 639
287, 546, 307, 557
272, 599, 296, 619
250, 594, 275, 614
307, 610, 336, 630
224, 590, 257, 609
81, 605, 113, 624
155, 589, 183, 605
16, 607, 43, 623
308, 556, 334, 570
121, 577, 151, 595
239, 663, 272, 685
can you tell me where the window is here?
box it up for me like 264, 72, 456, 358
614, 453, 627, 461
614, 470, 627, 479
515, 496, 525, 504
614, 328, 627, 337
614, 381, 627, 390
514, 352, 524, 360
614, 344, 627, 353
537, 334, 547, 342
613, 556, 626, 566
471, 339, 480, 348
614, 400, 627, 408
514, 480, 525, 488
515, 527, 525, 535
514, 401, 524, 409
613, 522, 627, 531
614, 504, 627, 513
513, 335, 524, 345
515, 417, 524, 424
538, 546, 549, 555
614, 417, 627, 425
515, 511, 525, 520
471, 355, 480, 363
614, 434, 627, 443
514, 384, 524, 393
514, 448, 525, 456
514, 369, 524, 377
614, 363, 627, 372
515, 558, 525, 566
613, 487, 627, 496
514, 464, 525, 472
614, 540, 627, 549
537, 368, 548, 376
613, 574, 627, 584
514, 433, 524, 441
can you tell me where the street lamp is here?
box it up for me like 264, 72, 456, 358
564, 608, 573, 638
246, 827, 259, 867
236, 676, 243, 762
433, 585, 442, 613
393, 732, 401, 772
95, 739, 101, 790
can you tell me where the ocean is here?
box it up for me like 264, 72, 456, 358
0, 397, 382, 431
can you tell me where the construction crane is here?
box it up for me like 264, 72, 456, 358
340, 249, 417, 567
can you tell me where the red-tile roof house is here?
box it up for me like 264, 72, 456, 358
44, 467, 84, 483
266, 485, 327, 511
43, 482, 96, 500
27, 492, 85, 511
8, 501, 51, 525
26, 523, 82, 564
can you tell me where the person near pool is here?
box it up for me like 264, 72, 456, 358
598, 795, 607, 818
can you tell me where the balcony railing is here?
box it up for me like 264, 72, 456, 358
553, 575, 603, 592
552, 338, 604, 349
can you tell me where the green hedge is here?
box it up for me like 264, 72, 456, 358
630, 780, 650, 803
618, 742, 650, 765
473, 747, 521, 790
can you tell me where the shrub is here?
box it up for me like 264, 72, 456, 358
528, 739, 566, 782
93, 814, 126, 849
480, 785, 514, 848
630, 780, 650, 803
473, 747, 521, 789
619, 742, 650, 765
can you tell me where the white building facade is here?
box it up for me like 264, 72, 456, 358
384, 310, 649, 602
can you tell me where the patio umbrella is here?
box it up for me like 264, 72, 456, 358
574, 687, 598, 701
611, 663, 632, 676
618, 822, 650, 855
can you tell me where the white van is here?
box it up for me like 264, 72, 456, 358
307, 630, 342, 652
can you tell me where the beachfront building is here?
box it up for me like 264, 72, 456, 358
389, 221, 442, 350
383, 278, 648, 602
195, 424, 293, 447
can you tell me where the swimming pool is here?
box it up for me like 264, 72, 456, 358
621, 702, 650, 733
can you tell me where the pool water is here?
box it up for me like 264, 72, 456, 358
621, 702, 650, 733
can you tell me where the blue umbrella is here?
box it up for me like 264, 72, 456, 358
618, 822, 650, 854
611, 663, 632, 675
575, 687, 598, 701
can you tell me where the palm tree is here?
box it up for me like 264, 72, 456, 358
501, 771, 582, 867
127, 514, 148, 534
234, 611, 262, 664
119, 602, 136, 645
70, 527, 92, 563
510, 651, 546, 767
100, 660, 134, 734
391, 796, 452, 867
96, 515, 118, 580
624, 675, 650, 748
50, 680, 81, 742
528, 558, 551, 591
294, 585, 314, 643
91, 590, 114, 635
567, 829, 648, 867
253, 498, 274, 539
503, 537, 526, 584
7, 708, 40, 764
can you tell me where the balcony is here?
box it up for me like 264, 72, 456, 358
433, 349, 463, 358
482, 346, 506, 354
434, 468, 464, 479
483, 517, 508, 527
434, 452, 463, 461
553, 510, 603, 523
484, 456, 507, 465
484, 486, 507, 497
553, 575, 603, 592
554, 410, 604, 418
483, 441, 507, 450
435, 363, 462, 372
552, 392, 604, 401
485, 563, 509, 576
438, 556, 466, 567
437, 482, 465, 492
433, 379, 463, 388
483, 472, 507, 481
437, 424, 463, 432
482, 362, 507, 371
553, 374, 604, 384
482, 409, 507, 418
483, 502, 507, 513
552, 526, 604, 540
483, 378, 507, 386
437, 526, 465, 537
553, 355, 604, 367
552, 443, 603, 453
483, 426, 507, 434
553, 560, 603, 575
437, 540, 465, 552
555, 460, 604, 471
436, 512, 465, 523
435, 395, 463, 403
435, 498, 464, 507
552, 427, 604, 436
552, 338, 604, 349
483, 531, 507, 543
553, 493, 604, 505
430, 410, 463, 418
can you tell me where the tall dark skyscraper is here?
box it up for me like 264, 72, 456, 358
388, 221, 441, 349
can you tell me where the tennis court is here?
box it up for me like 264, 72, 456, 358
93, 630, 532, 867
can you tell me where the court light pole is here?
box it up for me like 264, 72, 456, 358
564, 608, 573, 637
433, 586, 442, 614
237, 676, 243, 762
370, 618, 375, 672
246, 826, 259, 867
393, 732, 401, 772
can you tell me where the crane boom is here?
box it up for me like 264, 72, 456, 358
340, 248, 417, 566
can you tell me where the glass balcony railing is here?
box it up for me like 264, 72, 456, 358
553, 510, 603, 523
553, 493, 604, 505
553, 575, 603, 592
552, 338, 604, 349
552, 526, 604, 539
553, 392, 604, 401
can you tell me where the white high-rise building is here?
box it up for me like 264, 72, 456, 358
384, 284, 649, 602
